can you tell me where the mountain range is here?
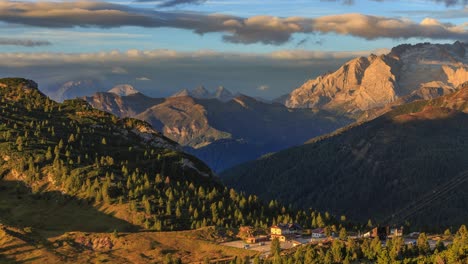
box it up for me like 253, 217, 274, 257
171, 86, 236, 102
81, 42, 468, 173
223, 82, 468, 228
84, 87, 350, 171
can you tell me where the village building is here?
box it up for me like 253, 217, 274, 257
363, 226, 404, 240
311, 228, 326, 239
389, 227, 404, 238
238, 226, 269, 244
270, 223, 302, 242
244, 235, 269, 244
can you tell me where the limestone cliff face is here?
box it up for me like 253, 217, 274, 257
284, 42, 468, 114
135, 96, 231, 149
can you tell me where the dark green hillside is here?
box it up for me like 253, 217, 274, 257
223, 84, 468, 229
0, 78, 336, 235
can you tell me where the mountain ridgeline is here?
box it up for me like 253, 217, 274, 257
84, 88, 350, 172
223, 82, 468, 229
281, 41, 468, 120
0, 78, 340, 235
170, 85, 235, 102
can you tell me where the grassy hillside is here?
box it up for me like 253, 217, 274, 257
0, 77, 341, 234
223, 84, 468, 230
0, 224, 256, 264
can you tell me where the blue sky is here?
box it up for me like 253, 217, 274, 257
2, 0, 466, 53
0, 0, 467, 99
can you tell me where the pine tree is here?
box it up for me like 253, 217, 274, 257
417, 233, 430, 255
270, 238, 281, 257
339, 227, 348, 240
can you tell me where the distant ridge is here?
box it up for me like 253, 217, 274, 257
171, 86, 236, 102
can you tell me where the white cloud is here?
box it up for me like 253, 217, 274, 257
0, 38, 51, 47
258, 85, 269, 91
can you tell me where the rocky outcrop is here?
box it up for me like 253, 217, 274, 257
284, 42, 468, 115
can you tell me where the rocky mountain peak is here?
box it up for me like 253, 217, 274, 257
108, 84, 140, 96
171, 86, 235, 102
192, 86, 210, 97
284, 41, 468, 115
171, 89, 190, 98
214, 86, 233, 101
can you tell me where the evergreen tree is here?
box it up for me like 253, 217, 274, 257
270, 238, 281, 257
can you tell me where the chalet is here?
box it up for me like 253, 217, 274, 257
363, 226, 403, 240
244, 235, 269, 244
270, 223, 302, 242
238, 226, 254, 237
311, 228, 326, 238
363, 227, 388, 240
238, 226, 269, 244
389, 227, 404, 238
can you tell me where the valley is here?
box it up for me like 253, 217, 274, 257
84, 89, 350, 172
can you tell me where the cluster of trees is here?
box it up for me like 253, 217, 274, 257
0, 78, 345, 232
251, 225, 467, 264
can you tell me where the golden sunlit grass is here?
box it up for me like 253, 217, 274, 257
0, 226, 255, 264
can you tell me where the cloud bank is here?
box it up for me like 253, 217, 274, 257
158, 0, 207, 7
0, 38, 51, 47
0, 1, 467, 45
0, 48, 389, 67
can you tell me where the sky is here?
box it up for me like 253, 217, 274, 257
0, 0, 467, 99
